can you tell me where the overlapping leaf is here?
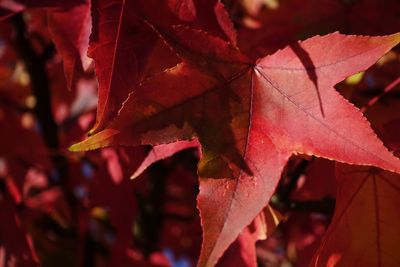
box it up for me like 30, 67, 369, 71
88, 0, 237, 134
131, 139, 200, 180
237, 0, 400, 59
71, 26, 400, 266
87, 0, 157, 133
73, 27, 400, 266
0, 0, 85, 19
0, 178, 37, 267
47, 1, 91, 90
312, 164, 400, 267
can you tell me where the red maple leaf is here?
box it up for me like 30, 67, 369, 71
312, 164, 400, 267
70, 15, 400, 267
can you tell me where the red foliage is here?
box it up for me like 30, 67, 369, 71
0, 1, 399, 267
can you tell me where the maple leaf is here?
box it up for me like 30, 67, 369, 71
47, 1, 91, 90
88, 0, 237, 134
0, 178, 37, 266
290, 158, 336, 201
216, 204, 282, 267
131, 139, 200, 180
87, 0, 158, 134
216, 225, 260, 267
237, 0, 400, 59
0, 0, 85, 20
168, 0, 197, 22
311, 164, 400, 267
70, 23, 400, 266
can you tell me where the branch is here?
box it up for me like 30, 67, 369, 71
11, 13, 71, 185
11, 13, 59, 150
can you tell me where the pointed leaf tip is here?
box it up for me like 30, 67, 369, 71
68, 142, 85, 152
69, 129, 120, 152
387, 32, 400, 44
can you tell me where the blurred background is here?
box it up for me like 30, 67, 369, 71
0, 0, 399, 266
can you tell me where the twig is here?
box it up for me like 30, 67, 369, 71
361, 76, 400, 112
11, 13, 70, 185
